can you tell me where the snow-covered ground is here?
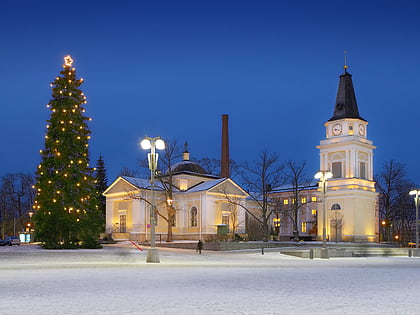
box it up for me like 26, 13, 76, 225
1, 243, 419, 314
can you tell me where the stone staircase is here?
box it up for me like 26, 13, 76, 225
112, 232, 130, 241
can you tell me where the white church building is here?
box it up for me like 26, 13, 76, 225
103, 149, 250, 242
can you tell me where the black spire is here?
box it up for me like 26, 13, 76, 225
328, 69, 365, 122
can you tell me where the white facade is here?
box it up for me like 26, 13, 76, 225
317, 116, 378, 242
103, 174, 249, 242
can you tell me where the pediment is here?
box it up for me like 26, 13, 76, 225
208, 180, 248, 197
103, 178, 138, 196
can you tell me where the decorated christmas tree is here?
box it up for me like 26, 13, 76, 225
33, 55, 101, 249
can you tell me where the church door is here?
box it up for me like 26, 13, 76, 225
119, 214, 127, 233
330, 219, 342, 243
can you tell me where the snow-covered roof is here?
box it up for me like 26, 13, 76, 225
187, 178, 227, 192
121, 176, 165, 190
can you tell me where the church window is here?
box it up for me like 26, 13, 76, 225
360, 162, 366, 179
191, 207, 198, 227
331, 203, 341, 210
332, 162, 342, 178
222, 214, 229, 226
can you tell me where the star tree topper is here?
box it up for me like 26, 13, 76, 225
64, 55, 74, 66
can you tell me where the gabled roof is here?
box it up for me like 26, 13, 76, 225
328, 70, 366, 122
104, 176, 248, 197
103, 176, 166, 195
188, 178, 249, 197
187, 178, 226, 192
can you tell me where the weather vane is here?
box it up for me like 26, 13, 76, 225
64, 55, 74, 67
344, 50, 348, 70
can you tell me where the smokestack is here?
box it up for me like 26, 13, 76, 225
221, 114, 230, 178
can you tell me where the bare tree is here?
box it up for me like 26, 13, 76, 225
126, 139, 183, 242
239, 150, 284, 239
0, 173, 35, 238
155, 139, 183, 242
193, 157, 220, 176
375, 160, 416, 243
330, 210, 343, 243
278, 160, 312, 241
119, 167, 138, 177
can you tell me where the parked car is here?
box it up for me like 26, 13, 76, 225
0, 239, 6, 246
5, 236, 20, 246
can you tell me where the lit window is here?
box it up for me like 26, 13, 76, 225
179, 179, 188, 191
301, 222, 307, 233
292, 198, 296, 204
311, 196, 317, 202
301, 197, 307, 203
283, 199, 289, 205
312, 209, 317, 216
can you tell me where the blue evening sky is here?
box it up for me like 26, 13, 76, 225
1, 0, 419, 184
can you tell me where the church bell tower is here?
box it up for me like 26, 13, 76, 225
316, 66, 378, 242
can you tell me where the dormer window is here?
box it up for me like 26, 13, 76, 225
179, 178, 188, 191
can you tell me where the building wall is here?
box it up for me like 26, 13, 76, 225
270, 189, 319, 241
104, 182, 248, 242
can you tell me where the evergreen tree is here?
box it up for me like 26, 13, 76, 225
33, 55, 101, 249
95, 154, 108, 229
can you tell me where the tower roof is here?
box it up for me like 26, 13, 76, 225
328, 70, 366, 122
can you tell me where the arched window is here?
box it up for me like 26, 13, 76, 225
191, 207, 198, 227
331, 203, 341, 210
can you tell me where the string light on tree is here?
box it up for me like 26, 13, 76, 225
33, 55, 102, 249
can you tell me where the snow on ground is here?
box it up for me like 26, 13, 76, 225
1, 243, 420, 315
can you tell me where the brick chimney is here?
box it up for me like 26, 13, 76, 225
220, 114, 230, 178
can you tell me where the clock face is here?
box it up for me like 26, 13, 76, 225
332, 123, 342, 136
358, 124, 365, 136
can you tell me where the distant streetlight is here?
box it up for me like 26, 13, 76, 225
13, 210, 34, 236
381, 220, 387, 242
315, 170, 333, 259
141, 136, 165, 263
409, 189, 420, 256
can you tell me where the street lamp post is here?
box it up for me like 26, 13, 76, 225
141, 136, 165, 263
315, 170, 333, 259
409, 189, 420, 256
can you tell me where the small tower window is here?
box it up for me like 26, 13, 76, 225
360, 162, 366, 179
332, 162, 342, 178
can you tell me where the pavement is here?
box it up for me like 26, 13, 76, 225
1, 242, 420, 314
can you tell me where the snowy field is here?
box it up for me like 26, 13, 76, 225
1, 243, 420, 315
